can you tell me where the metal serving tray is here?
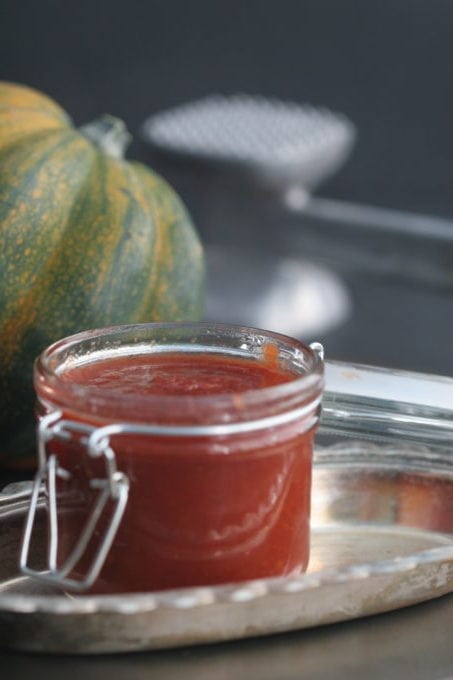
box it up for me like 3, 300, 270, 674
0, 361, 452, 654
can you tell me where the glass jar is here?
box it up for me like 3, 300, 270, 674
22, 323, 324, 593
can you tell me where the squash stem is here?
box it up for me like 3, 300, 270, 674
79, 115, 132, 159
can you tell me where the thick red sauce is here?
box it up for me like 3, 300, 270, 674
48, 352, 316, 593
62, 352, 294, 396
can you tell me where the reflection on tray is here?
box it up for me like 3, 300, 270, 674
312, 442, 453, 534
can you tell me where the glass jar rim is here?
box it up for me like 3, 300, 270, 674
35, 322, 324, 425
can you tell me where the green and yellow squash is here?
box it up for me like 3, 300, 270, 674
0, 81, 204, 465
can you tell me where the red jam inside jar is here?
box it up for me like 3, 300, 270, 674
33, 323, 324, 593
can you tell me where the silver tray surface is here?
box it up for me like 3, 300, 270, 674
0, 438, 452, 654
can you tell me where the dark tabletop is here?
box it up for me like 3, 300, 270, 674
0, 594, 452, 680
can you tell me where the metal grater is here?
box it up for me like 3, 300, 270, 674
142, 94, 356, 192
141, 94, 355, 338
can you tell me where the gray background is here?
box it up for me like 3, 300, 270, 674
2, 0, 453, 216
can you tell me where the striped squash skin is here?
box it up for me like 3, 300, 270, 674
0, 82, 204, 465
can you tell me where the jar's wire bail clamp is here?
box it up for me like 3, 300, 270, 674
19, 410, 130, 592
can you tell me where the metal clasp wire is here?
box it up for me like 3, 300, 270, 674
310, 342, 324, 421
19, 411, 129, 592
309, 342, 324, 362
